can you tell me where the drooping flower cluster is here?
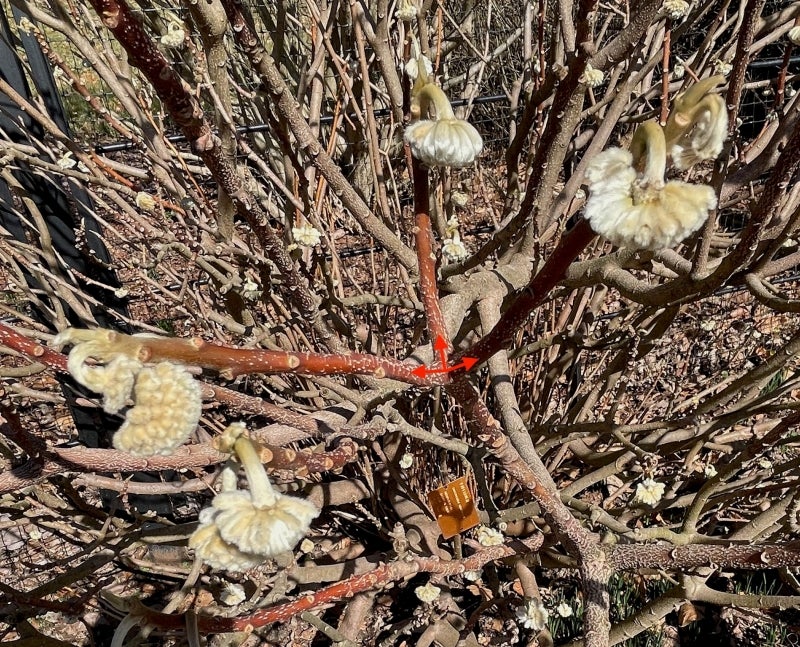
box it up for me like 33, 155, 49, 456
190, 424, 319, 571
632, 478, 666, 506
442, 216, 469, 262
292, 223, 322, 248
663, 75, 728, 169
414, 583, 441, 603
404, 63, 483, 168
583, 76, 727, 250
515, 597, 549, 631
579, 63, 604, 88
53, 328, 202, 456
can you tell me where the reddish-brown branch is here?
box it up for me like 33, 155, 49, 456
774, 44, 793, 108
0, 322, 435, 386
256, 437, 363, 476
0, 325, 67, 371
129, 535, 544, 632
409, 157, 450, 356
456, 218, 596, 369
447, 379, 600, 558
124, 335, 430, 383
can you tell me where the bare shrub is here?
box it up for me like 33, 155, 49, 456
1, 0, 800, 645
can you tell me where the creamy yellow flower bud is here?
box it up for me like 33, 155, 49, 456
663, 0, 690, 20
414, 583, 441, 604
584, 122, 716, 250
405, 82, 483, 168
160, 21, 186, 48
112, 362, 202, 456
292, 224, 322, 248
54, 328, 202, 456
190, 431, 318, 571
579, 63, 604, 88
664, 76, 728, 170
189, 509, 264, 572
632, 478, 666, 506
134, 192, 156, 211
405, 119, 483, 168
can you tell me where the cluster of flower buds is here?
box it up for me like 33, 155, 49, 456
583, 76, 727, 250
190, 424, 319, 571
404, 59, 483, 169
54, 328, 202, 456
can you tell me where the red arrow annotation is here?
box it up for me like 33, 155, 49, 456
412, 335, 478, 379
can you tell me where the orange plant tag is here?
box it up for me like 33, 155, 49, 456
427, 476, 480, 539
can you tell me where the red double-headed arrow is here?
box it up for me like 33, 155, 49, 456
411, 336, 478, 378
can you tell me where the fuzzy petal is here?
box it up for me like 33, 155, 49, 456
405, 119, 483, 167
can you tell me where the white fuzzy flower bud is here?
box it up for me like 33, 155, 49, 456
632, 478, 666, 506
704, 464, 718, 478
713, 59, 732, 76
442, 236, 469, 262
160, 21, 186, 48
135, 192, 155, 211
665, 76, 728, 170
450, 191, 469, 208
515, 598, 549, 631
405, 119, 483, 168
407, 81, 483, 167
57, 153, 77, 170
396, 0, 417, 21
579, 63, 604, 88
191, 432, 318, 571
189, 509, 264, 572
241, 278, 262, 301
112, 362, 202, 456
584, 147, 716, 250
414, 583, 441, 603
476, 525, 504, 546
292, 224, 322, 248
220, 583, 246, 606
788, 26, 800, 46
672, 61, 685, 79
17, 17, 35, 34
405, 56, 433, 81
663, 0, 690, 20
54, 328, 201, 456
556, 601, 574, 618
399, 452, 413, 469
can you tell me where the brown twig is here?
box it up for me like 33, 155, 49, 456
659, 21, 671, 125
0, 444, 226, 494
